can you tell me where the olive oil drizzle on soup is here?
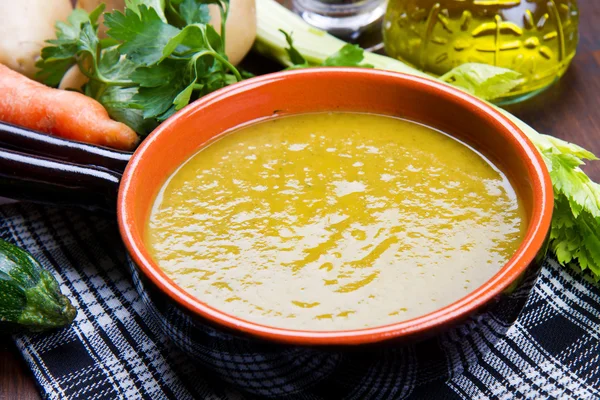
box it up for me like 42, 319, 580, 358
147, 113, 526, 330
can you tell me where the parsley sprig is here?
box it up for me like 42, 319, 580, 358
37, 0, 237, 135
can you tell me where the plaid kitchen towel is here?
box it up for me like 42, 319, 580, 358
1, 202, 599, 400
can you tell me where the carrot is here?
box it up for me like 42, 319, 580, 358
0, 64, 139, 150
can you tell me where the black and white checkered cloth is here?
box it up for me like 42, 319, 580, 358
1, 203, 599, 399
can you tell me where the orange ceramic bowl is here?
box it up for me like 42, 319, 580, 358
117, 68, 552, 396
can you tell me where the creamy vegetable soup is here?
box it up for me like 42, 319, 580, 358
146, 113, 526, 330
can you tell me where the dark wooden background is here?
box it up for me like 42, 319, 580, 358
2, 1, 599, 398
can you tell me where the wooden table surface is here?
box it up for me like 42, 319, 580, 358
2, 1, 599, 399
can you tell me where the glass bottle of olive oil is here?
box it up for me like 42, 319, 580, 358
383, 0, 579, 103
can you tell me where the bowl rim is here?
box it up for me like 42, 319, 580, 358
118, 67, 554, 346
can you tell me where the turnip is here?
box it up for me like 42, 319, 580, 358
0, 0, 72, 78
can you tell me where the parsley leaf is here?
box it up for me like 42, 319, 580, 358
323, 44, 374, 68
131, 59, 191, 118
35, 6, 105, 86
96, 46, 138, 82
280, 30, 374, 69
99, 86, 153, 134
35, 58, 75, 87
130, 59, 181, 87
279, 30, 309, 67
104, 5, 180, 66
125, 0, 167, 22
179, 0, 211, 24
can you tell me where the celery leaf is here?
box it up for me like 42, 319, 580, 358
440, 63, 523, 101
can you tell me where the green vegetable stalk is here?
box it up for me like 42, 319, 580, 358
253, 0, 600, 278
0, 239, 76, 332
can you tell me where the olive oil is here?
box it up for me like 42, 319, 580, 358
383, 0, 579, 103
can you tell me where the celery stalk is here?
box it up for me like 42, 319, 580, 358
254, 0, 600, 278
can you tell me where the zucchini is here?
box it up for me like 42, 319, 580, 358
0, 239, 76, 332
